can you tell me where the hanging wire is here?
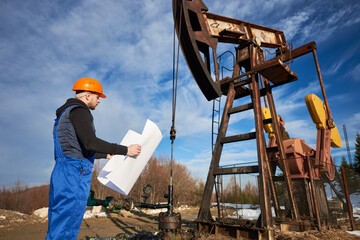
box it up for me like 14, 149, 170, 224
169, 2, 183, 215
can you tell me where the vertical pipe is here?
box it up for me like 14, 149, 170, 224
250, 45, 272, 228
264, 147, 280, 217
213, 48, 220, 83
312, 50, 334, 127
260, 75, 268, 108
220, 175, 224, 219
306, 156, 322, 231
340, 167, 355, 231
264, 79, 299, 220
214, 175, 221, 219
212, 99, 216, 152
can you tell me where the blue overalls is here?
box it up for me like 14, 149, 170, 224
46, 105, 95, 240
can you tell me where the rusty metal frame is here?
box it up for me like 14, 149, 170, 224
173, 0, 348, 238
340, 167, 356, 231
197, 80, 236, 221
173, 0, 221, 100
249, 45, 273, 228
306, 155, 322, 230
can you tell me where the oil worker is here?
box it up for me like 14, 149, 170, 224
45, 77, 141, 240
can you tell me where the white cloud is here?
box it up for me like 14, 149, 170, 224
0, 0, 175, 186
345, 112, 360, 134
276, 10, 313, 41
0, 0, 358, 187
331, 149, 355, 158
351, 64, 360, 81
210, 0, 294, 24
323, 43, 360, 75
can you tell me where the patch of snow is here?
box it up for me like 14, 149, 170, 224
85, 205, 104, 214
132, 207, 141, 212
32, 206, 108, 219
12, 211, 25, 216
83, 211, 107, 219
237, 208, 261, 220
346, 230, 360, 237
351, 193, 360, 208
212, 202, 258, 209
83, 206, 107, 219
353, 207, 360, 220
33, 207, 48, 218
142, 208, 167, 215
177, 205, 190, 211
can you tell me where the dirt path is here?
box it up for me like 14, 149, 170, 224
1, 208, 360, 240
0, 208, 198, 240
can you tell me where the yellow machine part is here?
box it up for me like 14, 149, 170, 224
305, 94, 342, 148
331, 124, 342, 148
262, 107, 275, 138
305, 94, 326, 129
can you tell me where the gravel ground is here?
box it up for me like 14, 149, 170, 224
1, 207, 359, 240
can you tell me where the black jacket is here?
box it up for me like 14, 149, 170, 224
56, 98, 128, 159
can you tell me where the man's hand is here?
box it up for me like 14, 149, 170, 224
127, 144, 141, 157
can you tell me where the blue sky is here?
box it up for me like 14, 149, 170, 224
0, 0, 359, 188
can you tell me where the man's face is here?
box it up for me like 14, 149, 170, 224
88, 92, 100, 110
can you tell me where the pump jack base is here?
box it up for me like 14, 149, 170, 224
196, 219, 273, 240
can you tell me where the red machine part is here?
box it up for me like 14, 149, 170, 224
264, 112, 336, 181
270, 137, 335, 181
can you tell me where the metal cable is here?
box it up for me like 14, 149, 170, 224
169, 2, 183, 214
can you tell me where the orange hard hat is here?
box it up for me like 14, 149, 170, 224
72, 77, 106, 98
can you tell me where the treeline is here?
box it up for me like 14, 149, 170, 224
341, 131, 360, 173
221, 176, 259, 205
91, 156, 205, 206
0, 156, 205, 214
0, 156, 262, 214
0, 180, 49, 214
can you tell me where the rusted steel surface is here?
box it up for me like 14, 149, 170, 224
262, 67, 293, 221
276, 41, 317, 62
340, 167, 356, 231
220, 76, 250, 96
204, 12, 287, 48
158, 212, 182, 231
307, 156, 322, 230
213, 165, 259, 175
307, 51, 340, 183
312, 49, 334, 128
228, 102, 253, 114
197, 220, 271, 239
249, 45, 272, 228
259, 81, 280, 217
273, 138, 317, 179
197, 82, 236, 221
221, 132, 256, 143
173, 0, 221, 101
173, 0, 292, 101
257, 58, 297, 84
315, 125, 335, 181
173, 0, 348, 238
219, 58, 297, 92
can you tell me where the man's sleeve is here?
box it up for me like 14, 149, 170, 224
70, 108, 128, 156
95, 153, 108, 159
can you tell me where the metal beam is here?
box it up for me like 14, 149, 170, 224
213, 166, 259, 175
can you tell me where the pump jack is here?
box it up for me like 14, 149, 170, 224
173, 0, 350, 239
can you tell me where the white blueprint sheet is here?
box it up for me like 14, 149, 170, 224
97, 119, 162, 195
